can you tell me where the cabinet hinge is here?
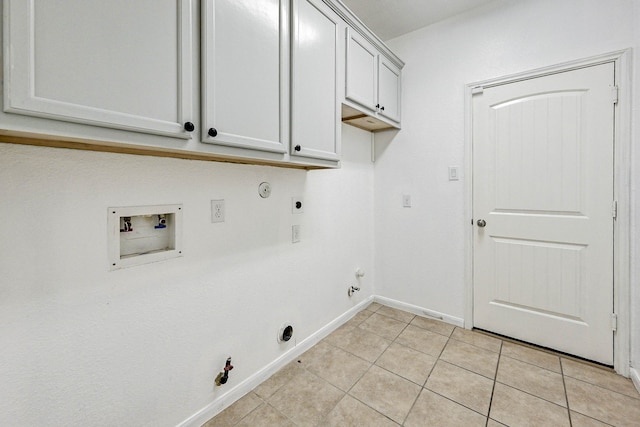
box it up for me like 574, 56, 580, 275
612, 200, 618, 219
472, 86, 484, 95
611, 313, 618, 332
611, 86, 619, 104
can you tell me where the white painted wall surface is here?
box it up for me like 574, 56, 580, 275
375, 0, 639, 371
631, 0, 640, 378
0, 124, 374, 426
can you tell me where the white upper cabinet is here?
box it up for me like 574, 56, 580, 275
3, 0, 194, 139
201, 0, 288, 154
1, 0, 403, 168
377, 55, 401, 123
290, 0, 342, 162
345, 29, 378, 114
345, 27, 402, 127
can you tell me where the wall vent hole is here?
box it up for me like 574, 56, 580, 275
278, 324, 294, 343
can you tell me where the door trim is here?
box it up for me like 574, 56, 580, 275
463, 49, 632, 376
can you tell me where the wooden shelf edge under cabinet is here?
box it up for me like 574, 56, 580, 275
341, 104, 398, 132
0, 129, 335, 170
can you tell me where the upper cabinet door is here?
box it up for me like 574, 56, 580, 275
201, 0, 288, 153
3, 0, 194, 139
377, 55, 401, 123
291, 0, 341, 162
345, 28, 377, 113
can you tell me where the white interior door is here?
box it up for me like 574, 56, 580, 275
472, 62, 615, 365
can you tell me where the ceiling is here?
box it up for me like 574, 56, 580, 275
340, 0, 497, 41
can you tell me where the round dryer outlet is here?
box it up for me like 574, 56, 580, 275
277, 323, 294, 343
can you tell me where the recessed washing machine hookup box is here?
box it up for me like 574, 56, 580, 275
108, 204, 183, 270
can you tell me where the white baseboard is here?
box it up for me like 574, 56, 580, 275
373, 295, 464, 327
177, 296, 374, 427
630, 367, 640, 395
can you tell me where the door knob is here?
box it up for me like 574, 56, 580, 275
208, 127, 218, 137
294, 145, 301, 152
183, 122, 195, 132
476, 219, 486, 227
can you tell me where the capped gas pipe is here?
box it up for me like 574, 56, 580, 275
215, 357, 234, 386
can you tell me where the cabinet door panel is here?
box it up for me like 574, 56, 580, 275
345, 28, 377, 113
378, 56, 401, 123
291, 0, 340, 161
3, 0, 194, 138
202, 0, 287, 153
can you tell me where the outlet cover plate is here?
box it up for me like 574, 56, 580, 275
211, 199, 225, 223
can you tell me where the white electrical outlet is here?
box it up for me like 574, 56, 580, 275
292, 197, 304, 214
292, 224, 301, 243
211, 199, 225, 223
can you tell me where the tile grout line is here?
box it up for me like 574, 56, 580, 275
498, 351, 562, 374
339, 316, 412, 426
560, 361, 640, 400
492, 378, 571, 410
562, 375, 639, 425
347, 310, 469, 425
304, 339, 367, 426
419, 328, 493, 422
365, 315, 413, 426
560, 357, 573, 427
398, 326, 449, 426
485, 339, 503, 426
319, 309, 410, 426
477, 328, 617, 373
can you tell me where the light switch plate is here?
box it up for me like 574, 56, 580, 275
449, 166, 460, 181
292, 225, 301, 243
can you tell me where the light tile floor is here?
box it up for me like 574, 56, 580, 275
204, 302, 640, 426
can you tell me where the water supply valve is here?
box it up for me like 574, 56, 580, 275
120, 217, 133, 232
215, 357, 234, 386
154, 214, 167, 229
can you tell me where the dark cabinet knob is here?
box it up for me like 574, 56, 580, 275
208, 128, 218, 137
294, 145, 301, 152
295, 201, 302, 209
380, 106, 385, 111
183, 122, 195, 132
375, 104, 380, 109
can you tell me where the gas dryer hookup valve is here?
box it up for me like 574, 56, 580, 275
215, 357, 234, 386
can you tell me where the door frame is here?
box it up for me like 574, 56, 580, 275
463, 49, 632, 376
